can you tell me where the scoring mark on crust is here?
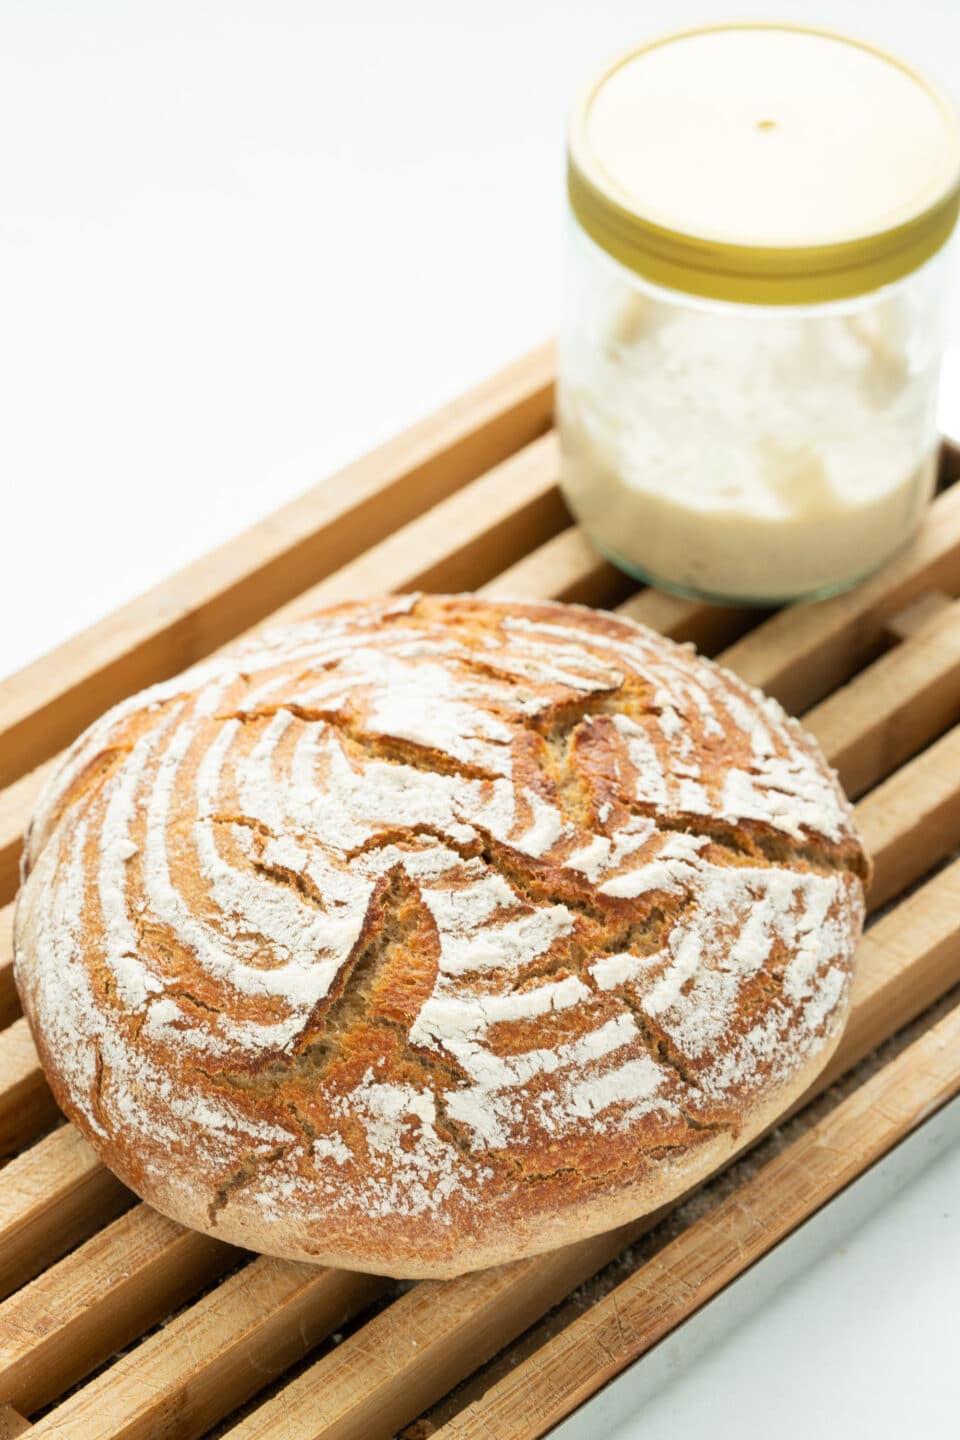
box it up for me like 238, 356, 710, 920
207, 1143, 292, 1224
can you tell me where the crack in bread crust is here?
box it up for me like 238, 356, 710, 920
216, 703, 864, 882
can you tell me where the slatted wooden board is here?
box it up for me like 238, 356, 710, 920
2, 340, 960, 1439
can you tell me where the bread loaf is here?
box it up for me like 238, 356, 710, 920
14, 595, 868, 1277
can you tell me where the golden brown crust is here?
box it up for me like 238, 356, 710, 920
14, 595, 867, 1277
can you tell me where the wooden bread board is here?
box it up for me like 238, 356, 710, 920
1, 342, 960, 1438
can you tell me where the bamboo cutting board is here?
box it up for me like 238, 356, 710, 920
2, 342, 960, 1438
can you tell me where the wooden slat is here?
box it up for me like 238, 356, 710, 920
0, 1022, 57, 1156
0, 1127, 131, 1302
222, 1228, 637, 1440
0, 905, 16, 1030
856, 723, 960, 910
0, 769, 48, 910
0, 1205, 237, 1416
0, 345, 555, 794
820, 853, 960, 1093
803, 596, 960, 798
0, 1406, 30, 1438
883, 588, 953, 642
28, 1261, 385, 1440
721, 480, 960, 713
436, 999, 960, 1440
267, 433, 569, 621
480, 526, 630, 609
216, 848, 960, 1440
617, 589, 758, 656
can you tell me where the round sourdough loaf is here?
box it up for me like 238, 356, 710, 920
15, 595, 869, 1277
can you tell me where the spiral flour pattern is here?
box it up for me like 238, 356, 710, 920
14, 596, 868, 1276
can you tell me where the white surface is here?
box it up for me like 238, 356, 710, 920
2, 0, 960, 678
1, 3, 958, 1428
555, 1094, 960, 1439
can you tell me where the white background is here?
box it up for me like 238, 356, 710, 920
2, 0, 960, 678
2, 3, 958, 1429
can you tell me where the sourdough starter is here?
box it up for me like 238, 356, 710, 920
558, 285, 941, 603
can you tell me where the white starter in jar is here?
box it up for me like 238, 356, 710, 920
559, 24, 960, 604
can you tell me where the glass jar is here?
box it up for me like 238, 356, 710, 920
559, 24, 960, 605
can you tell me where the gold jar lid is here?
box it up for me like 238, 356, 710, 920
568, 23, 960, 304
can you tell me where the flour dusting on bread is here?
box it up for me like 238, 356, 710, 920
14, 595, 868, 1276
